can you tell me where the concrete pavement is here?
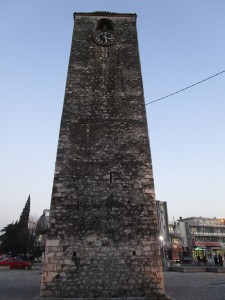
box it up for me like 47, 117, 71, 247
164, 270, 225, 300
0, 268, 225, 300
0, 269, 41, 300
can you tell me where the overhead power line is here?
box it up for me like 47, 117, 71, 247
145, 70, 225, 105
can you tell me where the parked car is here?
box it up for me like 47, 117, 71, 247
0, 257, 32, 269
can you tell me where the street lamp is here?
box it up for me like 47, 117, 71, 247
159, 236, 163, 242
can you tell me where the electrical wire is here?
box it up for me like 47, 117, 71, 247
145, 70, 225, 105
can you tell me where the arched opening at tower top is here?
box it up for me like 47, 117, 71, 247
96, 18, 114, 30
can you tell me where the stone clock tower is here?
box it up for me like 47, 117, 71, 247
39, 12, 168, 300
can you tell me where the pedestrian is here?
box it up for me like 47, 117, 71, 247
218, 253, 223, 266
197, 255, 201, 265
203, 255, 207, 266
214, 254, 218, 266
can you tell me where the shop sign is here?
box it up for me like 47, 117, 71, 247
194, 241, 221, 247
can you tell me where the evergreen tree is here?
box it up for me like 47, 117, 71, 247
0, 222, 19, 256
18, 194, 30, 227
17, 195, 31, 254
0, 195, 31, 256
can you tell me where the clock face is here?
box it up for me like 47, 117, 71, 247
95, 31, 115, 46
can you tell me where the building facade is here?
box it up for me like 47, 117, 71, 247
156, 201, 184, 263
177, 217, 225, 260
154, 206, 225, 263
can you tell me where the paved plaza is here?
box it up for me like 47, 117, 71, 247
0, 269, 40, 300
164, 270, 225, 300
0, 269, 225, 300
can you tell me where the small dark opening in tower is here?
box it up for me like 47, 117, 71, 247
109, 172, 113, 183
132, 251, 136, 256
73, 252, 76, 257
96, 18, 114, 31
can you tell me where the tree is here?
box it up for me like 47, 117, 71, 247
18, 195, 30, 227
27, 214, 39, 254
0, 195, 31, 256
0, 222, 19, 256
17, 195, 31, 254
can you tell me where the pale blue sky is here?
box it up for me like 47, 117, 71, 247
0, 0, 225, 230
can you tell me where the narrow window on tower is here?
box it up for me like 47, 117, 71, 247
109, 171, 113, 183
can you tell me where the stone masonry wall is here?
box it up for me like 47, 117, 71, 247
40, 12, 164, 299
